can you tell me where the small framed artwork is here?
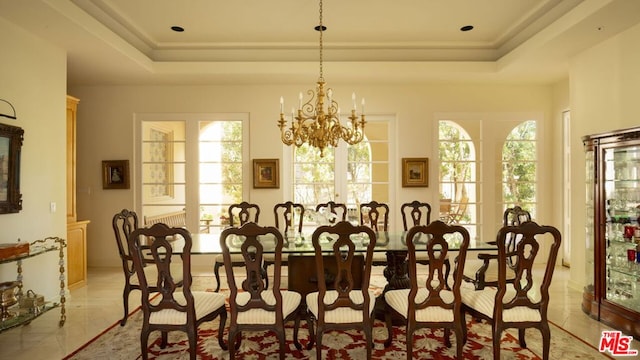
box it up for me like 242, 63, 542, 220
102, 160, 130, 189
253, 159, 279, 189
402, 157, 429, 187
0, 123, 24, 214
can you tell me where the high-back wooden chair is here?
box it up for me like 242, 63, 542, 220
220, 222, 305, 358
263, 201, 306, 288
400, 201, 432, 230
460, 221, 562, 360
399, 201, 451, 284
459, 205, 532, 289
359, 201, 389, 232
315, 201, 347, 224
229, 201, 261, 227
359, 201, 389, 267
306, 221, 377, 359
384, 220, 470, 359
213, 202, 262, 292
111, 209, 183, 326
128, 223, 227, 360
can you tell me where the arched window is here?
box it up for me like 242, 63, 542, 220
501, 120, 537, 217
438, 120, 478, 239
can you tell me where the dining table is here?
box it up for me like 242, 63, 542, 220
169, 230, 497, 292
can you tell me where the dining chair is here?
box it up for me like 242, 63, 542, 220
459, 205, 531, 289
111, 209, 184, 326
400, 201, 452, 286
212, 202, 262, 292
315, 201, 347, 224
128, 223, 227, 360
306, 221, 377, 359
220, 222, 305, 358
263, 201, 305, 288
460, 221, 562, 360
384, 220, 470, 359
359, 201, 390, 267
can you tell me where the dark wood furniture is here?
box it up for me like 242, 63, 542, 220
459, 205, 531, 290
360, 201, 390, 267
112, 209, 183, 326
384, 220, 470, 359
400, 200, 431, 230
220, 222, 305, 358
460, 221, 562, 360
128, 223, 227, 360
315, 201, 347, 223
582, 127, 640, 339
305, 221, 378, 359
213, 202, 262, 292
360, 201, 389, 231
263, 202, 306, 288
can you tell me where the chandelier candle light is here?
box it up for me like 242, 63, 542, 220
277, 0, 366, 157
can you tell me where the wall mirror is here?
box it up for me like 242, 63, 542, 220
0, 123, 23, 214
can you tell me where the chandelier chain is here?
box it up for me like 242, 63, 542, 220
318, 0, 323, 80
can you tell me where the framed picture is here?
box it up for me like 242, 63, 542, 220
402, 157, 429, 187
253, 159, 279, 188
102, 160, 130, 189
0, 123, 24, 214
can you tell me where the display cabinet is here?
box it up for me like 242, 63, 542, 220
582, 126, 640, 338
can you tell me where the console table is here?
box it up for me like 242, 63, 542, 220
0, 237, 66, 333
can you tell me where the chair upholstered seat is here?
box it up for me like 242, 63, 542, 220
234, 290, 301, 324
149, 291, 227, 325
385, 288, 455, 322
306, 290, 377, 323
460, 283, 543, 322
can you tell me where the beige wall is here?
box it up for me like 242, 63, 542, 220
69, 83, 556, 268
0, 18, 68, 300
568, 22, 640, 290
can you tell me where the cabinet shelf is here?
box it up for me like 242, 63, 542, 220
0, 237, 66, 333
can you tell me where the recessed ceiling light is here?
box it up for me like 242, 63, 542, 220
171, 26, 185, 32
460, 25, 474, 32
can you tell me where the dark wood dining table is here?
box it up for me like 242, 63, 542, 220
170, 230, 496, 291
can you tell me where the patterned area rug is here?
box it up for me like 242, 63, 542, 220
64, 277, 610, 360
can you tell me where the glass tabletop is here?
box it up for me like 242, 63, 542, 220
170, 231, 496, 255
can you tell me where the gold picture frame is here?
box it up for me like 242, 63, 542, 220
402, 158, 428, 187
102, 160, 130, 189
253, 159, 279, 189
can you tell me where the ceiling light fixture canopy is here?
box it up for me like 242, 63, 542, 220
277, 0, 365, 157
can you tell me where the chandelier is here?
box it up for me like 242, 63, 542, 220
277, 0, 366, 157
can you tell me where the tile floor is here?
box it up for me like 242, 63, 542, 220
0, 265, 637, 359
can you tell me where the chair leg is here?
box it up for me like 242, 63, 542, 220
262, 262, 270, 289
218, 310, 228, 350
120, 284, 130, 326
384, 307, 393, 348
540, 324, 551, 360
213, 262, 223, 292
140, 329, 150, 360
444, 328, 451, 347
315, 328, 323, 360
406, 326, 414, 360
519, 328, 527, 348
492, 326, 502, 360
160, 331, 168, 348
454, 326, 465, 359
306, 312, 316, 350
293, 304, 303, 350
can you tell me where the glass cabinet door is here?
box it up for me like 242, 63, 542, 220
603, 145, 640, 311
585, 149, 595, 296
